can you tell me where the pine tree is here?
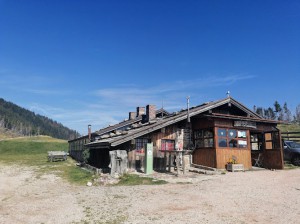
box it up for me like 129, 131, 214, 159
0, 98, 78, 139
294, 104, 300, 124
274, 101, 282, 120
256, 107, 264, 117
283, 102, 292, 122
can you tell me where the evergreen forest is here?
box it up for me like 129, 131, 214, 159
0, 98, 79, 140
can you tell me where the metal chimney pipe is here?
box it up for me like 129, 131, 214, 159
187, 96, 190, 123
88, 124, 91, 140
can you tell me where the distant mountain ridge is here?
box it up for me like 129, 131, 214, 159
0, 98, 79, 140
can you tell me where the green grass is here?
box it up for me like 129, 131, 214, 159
0, 136, 167, 186
278, 124, 300, 142
116, 174, 167, 186
284, 161, 300, 170
0, 138, 66, 165
278, 124, 300, 133
0, 136, 94, 185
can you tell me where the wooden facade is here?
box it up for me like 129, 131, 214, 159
89, 118, 283, 171
69, 97, 284, 172
192, 116, 283, 170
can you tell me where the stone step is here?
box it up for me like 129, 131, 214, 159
188, 167, 221, 175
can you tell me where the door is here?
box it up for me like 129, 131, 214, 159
262, 130, 284, 169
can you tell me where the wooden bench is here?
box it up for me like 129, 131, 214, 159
48, 151, 67, 162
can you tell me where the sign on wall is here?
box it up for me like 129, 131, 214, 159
234, 120, 256, 129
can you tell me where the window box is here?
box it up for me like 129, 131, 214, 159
226, 163, 244, 172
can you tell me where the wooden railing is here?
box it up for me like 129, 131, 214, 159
281, 131, 300, 142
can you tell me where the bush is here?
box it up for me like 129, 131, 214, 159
82, 149, 90, 164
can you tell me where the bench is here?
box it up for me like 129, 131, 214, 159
48, 151, 68, 162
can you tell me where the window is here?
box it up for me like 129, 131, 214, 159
218, 129, 227, 148
194, 129, 214, 148
217, 128, 248, 148
265, 132, 281, 150
272, 132, 281, 149
161, 139, 175, 151
228, 129, 237, 138
218, 129, 227, 137
136, 138, 149, 153
251, 133, 263, 151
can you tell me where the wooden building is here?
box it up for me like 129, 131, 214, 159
69, 97, 284, 171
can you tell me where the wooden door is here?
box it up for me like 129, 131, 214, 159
262, 131, 284, 169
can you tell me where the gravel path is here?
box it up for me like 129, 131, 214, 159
1, 164, 300, 224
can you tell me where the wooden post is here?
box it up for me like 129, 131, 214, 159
168, 153, 171, 172
164, 151, 167, 172
182, 151, 186, 174
176, 151, 180, 176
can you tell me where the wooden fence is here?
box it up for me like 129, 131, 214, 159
281, 131, 300, 142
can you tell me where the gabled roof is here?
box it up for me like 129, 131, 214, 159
69, 107, 170, 142
95, 116, 143, 136
86, 97, 273, 148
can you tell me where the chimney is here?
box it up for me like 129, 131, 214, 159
129, 112, 137, 120
136, 106, 145, 117
88, 124, 91, 140
146, 105, 156, 122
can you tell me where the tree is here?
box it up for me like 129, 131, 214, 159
294, 104, 300, 124
0, 98, 78, 139
274, 101, 282, 120
283, 102, 292, 122
264, 107, 276, 120
256, 107, 264, 117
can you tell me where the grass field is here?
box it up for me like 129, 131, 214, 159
278, 124, 300, 142
0, 135, 164, 186
278, 124, 300, 133
0, 135, 94, 185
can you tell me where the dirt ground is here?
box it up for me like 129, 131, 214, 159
1, 165, 300, 224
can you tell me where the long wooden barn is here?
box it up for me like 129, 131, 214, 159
68, 97, 284, 172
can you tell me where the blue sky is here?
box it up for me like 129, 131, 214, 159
0, 0, 299, 134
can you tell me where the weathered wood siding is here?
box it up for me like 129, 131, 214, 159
152, 125, 177, 158
192, 118, 214, 129
263, 149, 284, 169
215, 129, 252, 169
192, 148, 216, 167
69, 137, 90, 162
126, 124, 186, 171
216, 148, 251, 169
192, 118, 215, 167
214, 119, 232, 128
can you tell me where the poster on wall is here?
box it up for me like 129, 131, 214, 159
238, 131, 247, 138
238, 140, 247, 148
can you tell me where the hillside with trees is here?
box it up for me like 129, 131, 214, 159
0, 98, 79, 140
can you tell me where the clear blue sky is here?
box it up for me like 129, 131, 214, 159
0, 0, 299, 134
